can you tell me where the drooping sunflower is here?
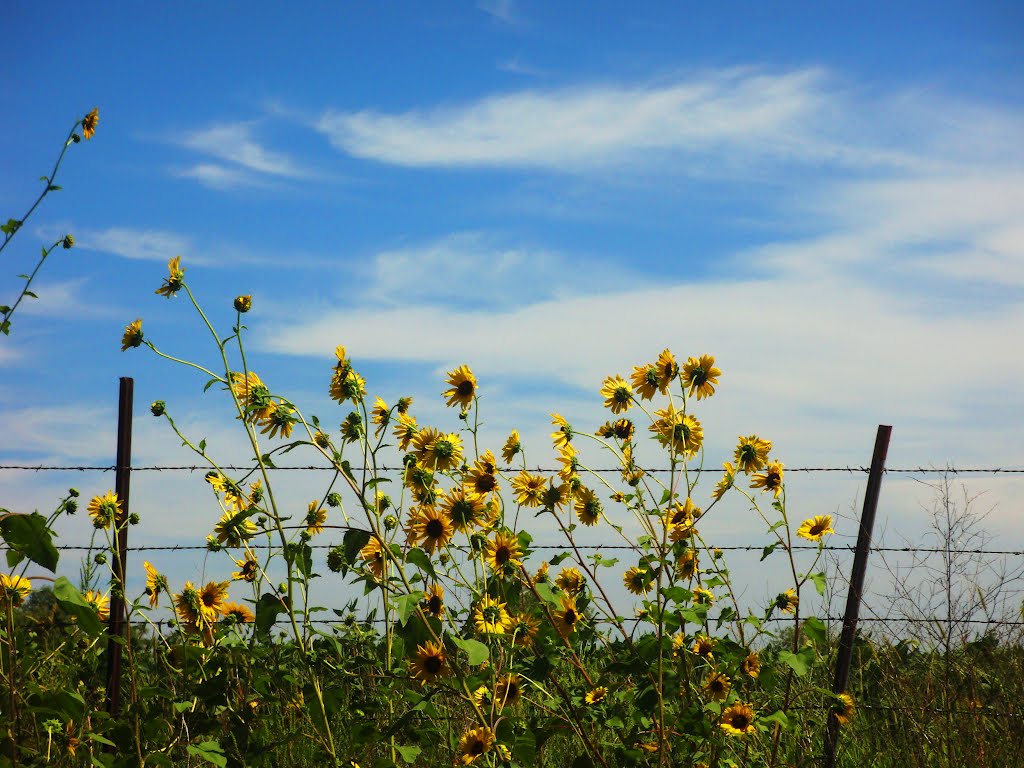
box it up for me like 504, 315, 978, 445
720, 702, 756, 736
406, 505, 455, 554
623, 567, 652, 595
704, 672, 731, 701
205, 472, 248, 512
87, 490, 122, 529
734, 434, 772, 474
410, 640, 448, 683
232, 557, 259, 583
370, 396, 390, 435
329, 368, 366, 406
441, 486, 487, 533
457, 726, 495, 765
494, 674, 523, 708
404, 462, 437, 505
775, 589, 799, 614
84, 589, 110, 622
574, 486, 602, 526
510, 611, 541, 647
0, 573, 31, 607
692, 634, 715, 660
552, 594, 581, 637
677, 548, 699, 580
555, 567, 585, 596
413, 427, 464, 473
473, 595, 512, 635
259, 402, 297, 439
742, 652, 761, 678
472, 685, 493, 709
751, 460, 784, 497
422, 583, 444, 617
555, 443, 580, 483
630, 363, 660, 401
712, 461, 736, 500
502, 430, 522, 465
304, 501, 328, 536
511, 470, 547, 508
549, 413, 573, 449
443, 365, 477, 409
198, 581, 229, 625
393, 412, 419, 452
585, 686, 608, 705
664, 498, 700, 542
681, 354, 722, 400
120, 318, 144, 351
532, 562, 550, 585
214, 510, 257, 547
540, 479, 568, 511
174, 582, 204, 628
155, 256, 185, 298
143, 561, 168, 608
81, 107, 99, 140
359, 535, 388, 580
693, 587, 715, 605
831, 692, 856, 725
229, 371, 275, 425
649, 405, 703, 456
596, 418, 635, 441
797, 514, 835, 542
655, 348, 680, 391
221, 602, 255, 624
485, 531, 523, 575
600, 375, 633, 414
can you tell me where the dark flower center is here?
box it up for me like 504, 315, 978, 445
427, 596, 442, 614
732, 714, 749, 729
425, 518, 444, 538
457, 380, 474, 396
496, 546, 510, 565
424, 656, 442, 674
564, 610, 577, 626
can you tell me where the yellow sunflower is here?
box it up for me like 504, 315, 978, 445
87, 490, 122, 529
360, 536, 388, 580
596, 418, 635, 441
198, 581, 229, 625
553, 594, 581, 637
81, 107, 99, 140
370, 396, 390, 434
443, 364, 477, 409
155, 256, 185, 298
232, 557, 259, 583
422, 583, 444, 617
304, 502, 327, 536
693, 587, 715, 605
720, 702, 756, 736
393, 412, 419, 452
120, 318, 143, 351
474, 595, 512, 635
742, 652, 761, 678
677, 548, 699, 580
541, 479, 569, 510
600, 375, 634, 414
574, 486, 602, 526
467, 450, 500, 496
775, 589, 799, 614
734, 434, 772, 474
692, 634, 715, 660
556, 443, 580, 482
0, 573, 31, 607
502, 430, 522, 465
712, 461, 736, 500
221, 602, 255, 624
406, 505, 455, 554
143, 560, 168, 608
623, 567, 652, 595
550, 413, 573, 448
259, 402, 297, 440
648, 405, 703, 456
511, 471, 547, 508
555, 567, 585, 596
630, 363, 661, 400
681, 354, 722, 400
485, 531, 523, 574
329, 368, 366, 405
494, 674, 522, 708
410, 640, 448, 683
412, 427, 464, 473
832, 692, 856, 725
441, 486, 486, 532
174, 581, 204, 628
703, 672, 731, 701
214, 510, 257, 547
655, 348, 680, 391
585, 686, 608, 705
205, 472, 249, 511
229, 371, 275, 424
797, 514, 835, 542
510, 611, 540, 647
751, 460, 784, 497
457, 726, 495, 765
664, 498, 700, 542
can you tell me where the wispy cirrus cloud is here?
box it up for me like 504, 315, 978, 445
72, 226, 195, 263
175, 121, 314, 188
477, 0, 519, 25
315, 69, 900, 172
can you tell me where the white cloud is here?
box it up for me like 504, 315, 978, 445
478, 0, 518, 25
16, 278, 111, 319
173, 162, 261, 190
74, 226, 195, 263
178, 121, 312, 184
315, 69, 909, 172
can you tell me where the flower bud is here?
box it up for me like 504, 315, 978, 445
65, 499, 77, 514
68, 487, 79, 497
94, 553, 107, 565
326, 492, 342, 508
129, 513, 141, 525
234, 295, 252, 313
62, 234, 74, 249
150, 400, 166, 417
383, 514, 398, 531
326, 546, 345, 573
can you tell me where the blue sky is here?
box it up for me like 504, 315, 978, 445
3, 2, 1023, 617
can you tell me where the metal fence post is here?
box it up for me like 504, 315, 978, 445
823, 424, 891, 767
105, 377, 133, 719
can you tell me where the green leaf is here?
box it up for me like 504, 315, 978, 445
802, 616, 828, 647
23, 291, 37, 299
760, 710, 790, 728
1, 219, 21, 235
343, 528, 372, 570
255, 593, 289, 639
778, 647, 815, 677
186, 741, 227, 767
451, 636, 489, 666
406, 547, 436, 580
203, 377, 219, 392
808, 571, 828, 596
534, 581, 560, 607
394, 745, 421, 764
1, 512, 59, 571
53, 576, 103, 636
760, 543, 779, 561
393, 591, 424, 626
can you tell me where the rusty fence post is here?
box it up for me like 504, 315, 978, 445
823, 424, 891, 767
105, 377, 133, 719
